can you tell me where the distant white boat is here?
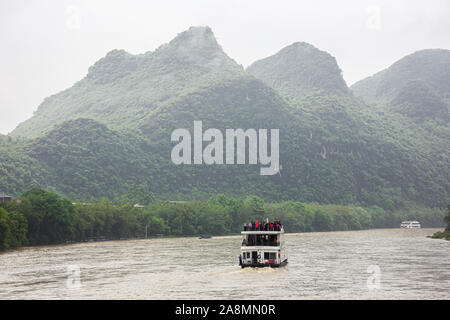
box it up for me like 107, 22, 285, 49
400, 220, 421, 229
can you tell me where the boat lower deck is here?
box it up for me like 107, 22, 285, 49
240, 259, 288, 268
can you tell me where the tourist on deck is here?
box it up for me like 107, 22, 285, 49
255, 220, 258, 230
243, 222, 248, 231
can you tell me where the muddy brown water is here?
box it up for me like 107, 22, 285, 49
0, 228, 449, 299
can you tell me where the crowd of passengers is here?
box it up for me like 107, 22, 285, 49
243, 220, 282, 231
242, 234, 279, 246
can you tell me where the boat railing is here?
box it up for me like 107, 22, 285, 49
243, 225, 282, 232
244, 221, 283, 231
241, 241, 280, 247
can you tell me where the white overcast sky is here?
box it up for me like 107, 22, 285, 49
1, 0, 450, 134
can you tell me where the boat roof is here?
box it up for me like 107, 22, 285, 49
241, 246, 280, 249
241, 230, 284, 235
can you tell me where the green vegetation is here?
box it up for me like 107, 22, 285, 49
431, 205, 450, 240
10, 27, 243, 139
389, 80, 448, 121
351, 49, 450, 104
0, 188, 446, 251
0, 207, 27, 250
0, 27, 448, 220
246, 42, 349, 98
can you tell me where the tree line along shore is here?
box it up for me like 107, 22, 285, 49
0, 187, 448, 251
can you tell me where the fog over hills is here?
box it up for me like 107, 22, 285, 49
351, 49, 450, 127
1, 26, 448, 210
247, 42, 349, 98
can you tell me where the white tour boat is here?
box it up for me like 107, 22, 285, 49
239, 220, 288, 268
400, 220, 421, 229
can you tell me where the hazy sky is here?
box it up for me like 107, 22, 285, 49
1, 0, 450, 134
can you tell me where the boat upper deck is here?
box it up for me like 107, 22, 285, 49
242, 220, 283, 232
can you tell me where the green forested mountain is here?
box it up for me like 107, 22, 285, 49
1, 27, 449, 211
351, 49, 450, 124
246, 42, 349, 98
389, 79, 449, 121
246, 43, 449, 209
351, 49, 450, 105
11, 26, 244, 139
1, 119, 151, 198
349, 49, 450, 208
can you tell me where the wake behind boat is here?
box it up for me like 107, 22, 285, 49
239, 220, 288, 268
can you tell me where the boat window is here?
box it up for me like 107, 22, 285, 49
264, 252, 277, 260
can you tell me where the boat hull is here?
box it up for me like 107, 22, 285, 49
240, 259, 288, 268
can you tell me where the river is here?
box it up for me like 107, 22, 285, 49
0, 228, 449, 299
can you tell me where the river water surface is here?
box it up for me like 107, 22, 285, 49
0, 228, 449, 299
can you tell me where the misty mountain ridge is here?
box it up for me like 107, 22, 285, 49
351, 49, 450, 121
1, 26, 449, 210
247, 41, 349, 99
12, 26, 244, 138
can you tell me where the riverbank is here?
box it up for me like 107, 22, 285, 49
1, 227, 443, 254
430, 230, 450, 240
1, 187, 447, 252
430, 205, 450, 240
0, 231, 245, 254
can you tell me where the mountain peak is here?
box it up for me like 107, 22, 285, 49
285, 41, 315, 50
351, 48, 450, 105
247, 42, 348, 98
172, 26, 218, 46
156, 26, 222, 61
148, 26, 243, 74
180, 26, 216, 41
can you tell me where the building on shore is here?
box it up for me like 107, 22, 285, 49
0, 193, 12, 203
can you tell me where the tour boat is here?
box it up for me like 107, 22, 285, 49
239, 221, 288, 268
400, 220, 421, 229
